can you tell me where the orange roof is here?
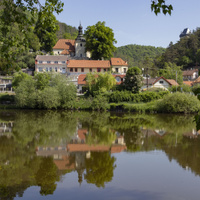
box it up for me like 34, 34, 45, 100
67, 144, 110, 152
78, 74, 87, 85
61, 49, 70, 55
68, 60, 111, 68
183, 81, 193, 86
153, 77, 179, 86
111, 58, 128, 66
110, 145, 127, 154
53, 39, 75, 51
193, 76, 200, 83
54, 155, 75, 170
78, 129, 87, 140
166, 79, 179, 86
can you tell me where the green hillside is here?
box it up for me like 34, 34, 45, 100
157, 28, 200, 69
114, 44, 166, 68
56, 22, 78, 40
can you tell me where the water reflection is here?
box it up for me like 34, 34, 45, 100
0, 111, 200, 199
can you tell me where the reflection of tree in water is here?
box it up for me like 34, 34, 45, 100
35, 157, 59, 195
84, 152, 116, 188
163, 136, 200, 176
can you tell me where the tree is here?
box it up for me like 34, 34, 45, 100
34, 10, 59, 52
124, 67, 143, 93
151, 0, 173, 15
85, 21, 117, 60
84, 152, 116, 188
158, 62, 183, 84
0, 0, 64, 71
12, 71, 32, 89
86, 72, 116, 96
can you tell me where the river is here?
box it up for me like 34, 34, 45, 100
0, 110, 200, 200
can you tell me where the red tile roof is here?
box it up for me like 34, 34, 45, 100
53, 39, 75, 52
67, 144, 110, 152
183, 81, 193, 86
61, 49, 70, 55
111, 58, 128, 66
68, 60, 111, 68
78, 129, 87, 140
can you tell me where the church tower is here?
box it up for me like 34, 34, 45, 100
75, 24, 90, 58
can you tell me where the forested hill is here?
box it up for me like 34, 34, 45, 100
114, 44, 166, 67
56, 22, 78, 40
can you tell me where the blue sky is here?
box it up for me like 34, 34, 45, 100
53, 0, 200, 48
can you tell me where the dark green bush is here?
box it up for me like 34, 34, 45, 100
156, 92, 200, 113
107, 91, 169, 103
192, 84, 200, 95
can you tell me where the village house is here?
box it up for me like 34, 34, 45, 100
111, 58, 128, 74
52, 24, 91, 58
152, 77, 179, 90
141, 76, 178, 90
182, 69, 198, 81
35, 55, 68, 73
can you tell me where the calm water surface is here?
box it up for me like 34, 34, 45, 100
0, 110, 200, 200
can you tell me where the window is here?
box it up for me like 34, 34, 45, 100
104, 68, 107, 72
46, 67, 49, 72
81, 68, 84, 72
115, 68, 119, 73
62, 61, 65, 64
159, 81, 164, 84
80, 54, 82, 57
123, 68, 127, 73
39, 67, 43, 72
47, 61, 51, 64
58, 51, 60, 55
55, 67, 57, 72
54, 61, 58, 64
80, 43, 82, 47
116, 77, 121, 82
97, 68, 101, 72
70, 68, 73, 72
39, 61, 43, 64
75, 68, 78, 72
50, 67, 52, 72
90, 68, 92, 72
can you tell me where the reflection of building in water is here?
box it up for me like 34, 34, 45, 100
0, 121, 13, 137
36, 128, 126, 185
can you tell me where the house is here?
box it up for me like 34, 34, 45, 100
53, 39, 75, 56
192, 76, 200, 85
153, 77, 179, 90
179, 28, 191, 38
152, 76, 179, 90
67, 60, 111, 75
35, 55, 68, 73
141, 78, 157, 90
53, 24, 90, 58
111, 58, 128, 74
182, 69, 198, 81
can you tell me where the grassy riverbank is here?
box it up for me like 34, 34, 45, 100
1, 92, 200, 114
